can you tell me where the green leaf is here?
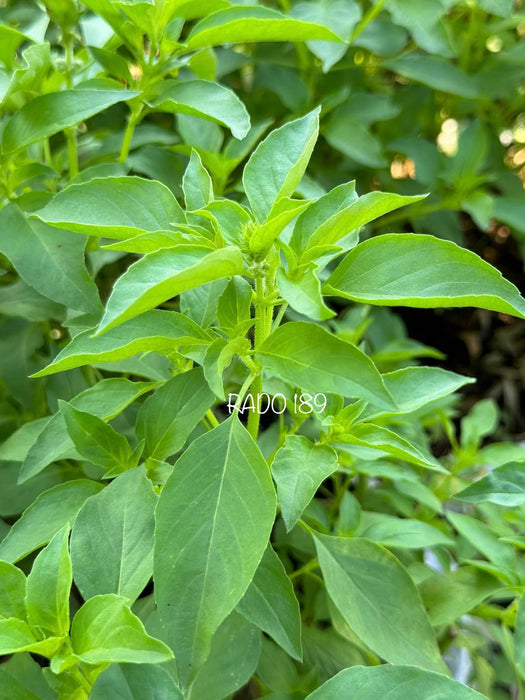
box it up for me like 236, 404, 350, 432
149, 80, 250, 140
96, 245, 244, 334
272, 435, 338, 531
385, 54, 480, 98
137, 368, 214, 460
188, 612, 261, 700
249, 199, 311, 253
183, 150, 214, 210
325, 234, 525, 318
0, 205, 101, 313
2, 88, 139, 153
306, 664, 486, 699
60, 401, 133, 471
0, 618, 61, 657
25, 527, 72, 637
305, 192, 425, 253
70, 467, 157, 601
186, 6, 343, 49
257, 322, 397, 411
454, 462, 525, 506
337, 424, 446, 472
20, 379, 154, 481
202, 337, 238, 399
90, 664, 182, 700
243, 109, 320, 223
0, 26, 32, 70
0, 480, 103, 563
356, 512, 454, 549
292, 0, 360, 72
461, 398, 498, 449
379, 366, 475, 415
0, 562, 26, 620
236, 545, 302, 660
276, 268, 335, 321
290, 181, 357, 253
154, 417, 276, 688
446, 511, 516, 571
71, 594, 173, 665
314, 534, 448, 673
216, 277, 253, 333
0, 653, 54, 700
419, 567, 502, 626
32, 310, 211, 377
34, 176, 185, 239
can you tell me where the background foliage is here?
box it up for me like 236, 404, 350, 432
0, 0, 524, 698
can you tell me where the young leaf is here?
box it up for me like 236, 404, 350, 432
257, 322, 397, 411
325, 234, 525, 318
454, 461, 525, 506
32, 310, 211, 377
71, 594, 173, 665
60, 401, 133, 471
243, 109, 320, 223
34, 176, 185, 239
70, 467, 157, 601
183, 150, 214, 210
90, 664, 182, 700
96, 245, 244, 334
0, 562, 27, 620
0, 205, 101, 313
149, 80, 250, 140
0, 618, 61, 657
20, 379, 154, 481
337, 424, 446, 472
136, 368, 214, 460
272, 435, 338, 531
236, 545, 302, 660
276, 268, 335, 321
314, 534, 448, 674
154, 417, 276, 688
290, 181, 357, 253
186, 6, 343, 49
356, 512, 454, 549
0, 480, 103, 564
249, 199, 311, 253
2, 88, 139, 153
216, 277, 253, 333
25, 527, 72, 637
306, 664, 486, 699
188, 612, 261, 700
305, 192, 426, 253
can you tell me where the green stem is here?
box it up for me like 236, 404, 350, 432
205, 408, 219, 429
64, 35, 79, 178
247, 274, 274, 441
351, 0, 388, 42
119, 105, 143, 162
65, 128, 78, 178
290, 558, 320, 580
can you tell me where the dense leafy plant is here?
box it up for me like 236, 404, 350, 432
1, 1, 525, 699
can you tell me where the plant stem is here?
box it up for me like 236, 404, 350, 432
119, 105, 143, 162
64, 34, 79, 178
247, 274, 273, 441
351, 0, 388, 42
290, 558, 320, 580
205, 408, 219, 428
